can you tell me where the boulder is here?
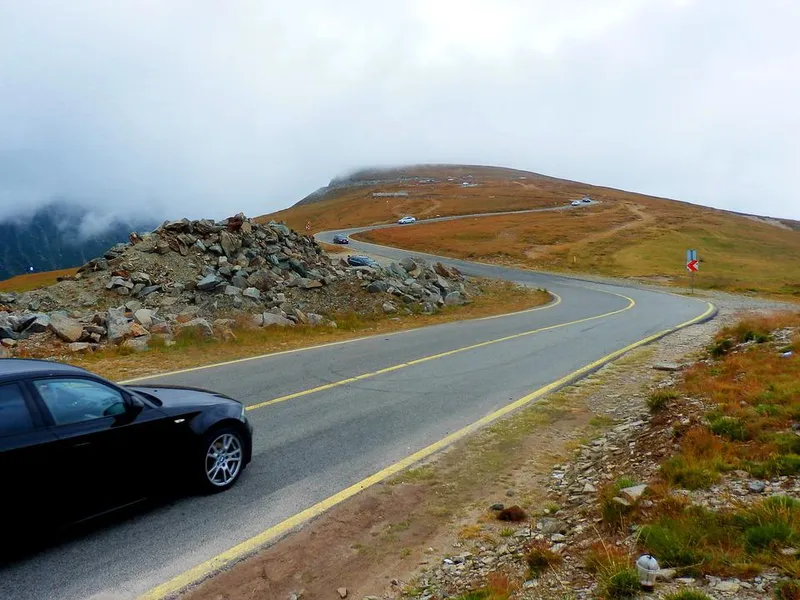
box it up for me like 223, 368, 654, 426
67, 342, 91, 353
248, 269, 277, 291
619, 484, 647, 504
444, 291, 464, 306
242, 287, 261, 300
197, 274, 223, 291
231, 273, 249, 289
49, 313, 84, 343
107, 308, 132, 344
399, 257, 417, 272
262, 313, 294, 327
133, 309, 153, 329
121, 337, 150, 352
306, 313, 325, 326
224, 285, 242, 296
129, 322, 149, 338
22, 313, 51, 334
150, 321, 173, 336
367, 280, 389, 293
382, 302, 397, 314
178, 318, 214, 338
219, 230, 241, 257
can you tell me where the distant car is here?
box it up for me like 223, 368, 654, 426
347, 255, 379, 267
332, 234, 349, 244
0, 359, 253, 536
397, 216, 416, 224
571, 200, 581, 206
582, 197, 592, 203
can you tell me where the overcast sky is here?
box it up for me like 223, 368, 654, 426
1, 0, 799, 224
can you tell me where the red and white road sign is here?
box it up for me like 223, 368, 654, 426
686, 259, 699, 272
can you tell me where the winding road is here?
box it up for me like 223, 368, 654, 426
0, 206, 714, 600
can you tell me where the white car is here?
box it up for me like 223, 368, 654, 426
570, 201, 581, 206
397, 216, 416, 224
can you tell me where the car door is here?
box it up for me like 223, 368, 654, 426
29, 376, 173, 522
0, 381, 58, 540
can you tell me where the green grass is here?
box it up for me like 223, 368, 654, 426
638, 496, 800, 577
603, 568, 640, 599
647, 389, 679, 413
663, 591, 712, 600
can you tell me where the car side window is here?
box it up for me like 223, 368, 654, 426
33, 378, 127, 426
0, 383, 35, 436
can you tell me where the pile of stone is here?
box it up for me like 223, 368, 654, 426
0, 214, 472, 357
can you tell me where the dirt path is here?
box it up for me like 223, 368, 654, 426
524, 203, 653, 261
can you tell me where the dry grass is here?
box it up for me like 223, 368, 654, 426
318, 242, 349, 254
260, 166, 800, 298
0, 267, 79, 293
61, 281, 551, 381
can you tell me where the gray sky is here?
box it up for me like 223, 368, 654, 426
1, 0, 799, 222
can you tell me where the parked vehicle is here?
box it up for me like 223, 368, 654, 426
346, 255, 379, 267
0, 359, 253, 535
571, 200, 581, 206
582, 197, 592, 203
332, 234, 349, 244
397, 216, 416, 224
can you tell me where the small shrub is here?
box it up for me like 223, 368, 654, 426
526, 541, 563, 576
663, 591, 712, 600
454, 592, 490, 600
497, 505, 527, 522
603, 567, 640, 599
710, 338, 734, 357
661, 457, 718, 490
775, 579, 800, 600
708, 415, 749, 441
639, 523, 705, 568
744, 522, 793, 551
499, 527, 515, 537
648, 389, 678, 413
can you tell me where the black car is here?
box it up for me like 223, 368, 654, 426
0, 359, 252, 535
332, 234, 349, 244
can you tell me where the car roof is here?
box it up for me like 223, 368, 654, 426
0, 358, 93, 383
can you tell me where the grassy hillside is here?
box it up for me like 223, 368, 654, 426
261, 165, 800, 298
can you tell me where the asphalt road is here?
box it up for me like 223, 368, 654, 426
0, 209, 712, 600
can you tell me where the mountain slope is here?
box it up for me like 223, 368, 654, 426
0, 203, 156, 281
261, 165, 800, 297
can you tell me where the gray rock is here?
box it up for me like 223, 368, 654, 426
67, 342, 91, 353
262, 313, 294, 327
22, 313, 51, 334
224, 285, 242, 296
382, 302, 397, 314
131, 272, 152, 285
298, 278, 323, 289
178, 318, 214, 338
138, 285, 161, 298
307, 313, 325, 326
133, 309, 153, 329
106, 276, 134, 290
0, 293, 17, 304
196, 274, 223, 291
231, 273, 249, 289
49, 313, 84, 343
490, 503, 504, 511
125, 300, 143, 313
243, 287, 261, 300
653, 362, 682, 372
367, 280, 389, 293
538, 518, 567, 535
248, 269, 277, 291
748, 480, 766, 493
655, 569, 677, 582
336, 588, 347, 599
219, 230, 241, 256
399, 257, 417, 272
106, 311, 131, 344
715, 581, 740, 593
550, 533, 566, 543
619, 484, 647, 503
444, 291, 464, 305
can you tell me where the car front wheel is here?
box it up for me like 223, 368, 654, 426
199, 427, 245, 493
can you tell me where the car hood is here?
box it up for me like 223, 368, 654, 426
126, 384, 241, 409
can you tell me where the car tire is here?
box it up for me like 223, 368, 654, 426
197, 426, 246, 494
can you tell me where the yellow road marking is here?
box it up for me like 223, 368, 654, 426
118, 293, 562, 385
139, 300, 715, 600
244, 292, 631, 411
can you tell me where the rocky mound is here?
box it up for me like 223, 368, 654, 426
0, 214, 472, 357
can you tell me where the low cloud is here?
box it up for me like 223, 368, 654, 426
0, 0, 798, 224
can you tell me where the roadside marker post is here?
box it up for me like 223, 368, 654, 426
686, 249, 699, 294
